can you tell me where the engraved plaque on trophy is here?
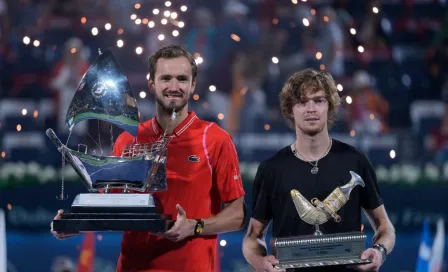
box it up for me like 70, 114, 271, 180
47, 48, 171, 232
273, 171, 373, 269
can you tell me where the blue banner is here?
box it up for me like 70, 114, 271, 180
0, 182, 85, 232
1, 183, 448, 232
2, 183, 448, 271
372, 184, 448, 232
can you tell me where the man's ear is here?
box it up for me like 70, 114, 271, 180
190, 80, 196, 93
148, 79, 155, 93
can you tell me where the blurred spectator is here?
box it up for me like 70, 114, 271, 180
432, 10, 448, 47
346, 70, 389, 135
183, 6, 217, 107
274, 3, 309, 79
185, 7, 216, 70
430, 38, 448, 102
79, 0, 114, 22
333, 0, 354, 29
37, 0, 89, 47
207, 0, 253, 132
428, 112, 448, 165
49, 37, 89, 135
107, 0, 138, 33
0, 0, 9, 50
0, 0, 7, 98
333, 0, 360, 52
238, 46, 268, 133
316, 6, 345, 77
211, 0, 253, 77
40, 0, 80, 31
359, 0, 392, 50
6, 0, 41, 36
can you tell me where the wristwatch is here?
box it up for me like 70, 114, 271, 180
373, 244, 387, 264
194, 219, 204, 236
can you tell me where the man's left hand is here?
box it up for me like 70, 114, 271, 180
350, 247, 383, 272
163, 204, 196, 242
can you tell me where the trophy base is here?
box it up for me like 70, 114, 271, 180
52, 193, 171, 232
274, 231, 372, 269
52, 213, 171, 232
275, 257, 372, 269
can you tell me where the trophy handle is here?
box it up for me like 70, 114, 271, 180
46, 128, 64, 151
46, 128, 70, 200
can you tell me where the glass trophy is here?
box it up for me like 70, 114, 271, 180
47, 48, 170, 232
274, 171, 373, 269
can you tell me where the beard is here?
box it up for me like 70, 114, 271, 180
155, 92, 190, 115
297, 121, 326, 136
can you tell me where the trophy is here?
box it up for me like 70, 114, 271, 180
273, 171, 373, 269
47, 48, 171, 233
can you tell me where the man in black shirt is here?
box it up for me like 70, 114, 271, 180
242, 68, 396, 272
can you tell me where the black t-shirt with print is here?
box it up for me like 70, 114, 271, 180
251, 139, 383, 272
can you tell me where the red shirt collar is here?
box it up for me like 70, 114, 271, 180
151, 111, 198, 137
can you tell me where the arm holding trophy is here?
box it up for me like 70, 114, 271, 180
155, 125, 246, 242
164, 126, 246, 241
365, 207, 396, 255
51, 210, 78, 240
162, 197, 245, 242
243, 219, 286, 272
350, 157, 396, 272
243, 162, 286, 272
350, 205, 395, 272
197, 128, 247, 235
345, 154, 396, 272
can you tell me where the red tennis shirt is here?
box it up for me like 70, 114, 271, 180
112, 111, 245, 272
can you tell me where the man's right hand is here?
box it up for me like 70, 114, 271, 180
252, 255, 286, 272
50, 209, 79, 240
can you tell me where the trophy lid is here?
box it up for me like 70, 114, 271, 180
66, 48, 140, 136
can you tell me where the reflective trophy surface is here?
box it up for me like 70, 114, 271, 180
48, 48, 171, 232
273, 171, 373, 269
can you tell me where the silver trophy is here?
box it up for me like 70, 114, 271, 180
48, 48, 170, 232
274, 171, 373, 269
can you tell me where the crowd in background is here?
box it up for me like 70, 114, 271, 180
0, 0, 447, 166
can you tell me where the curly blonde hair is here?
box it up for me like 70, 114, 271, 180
279, 68, 341, 129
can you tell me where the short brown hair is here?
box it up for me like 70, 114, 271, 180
148, 45, 198, 81
279, 68, 341, 128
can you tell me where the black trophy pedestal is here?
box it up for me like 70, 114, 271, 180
274, 231, 373, 269
53, 212, 170, 232
52, 193, 171, 233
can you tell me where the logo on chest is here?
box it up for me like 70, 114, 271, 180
188, 155, 200, 162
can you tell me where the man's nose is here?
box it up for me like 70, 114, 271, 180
305, 101, 317, 112
169, 79, 180, 89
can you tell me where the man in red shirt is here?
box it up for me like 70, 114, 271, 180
51, 45, 246, 272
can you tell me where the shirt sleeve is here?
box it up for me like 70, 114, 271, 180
359, 154, 384, 210
112, 132, 133, 156
251, 161, 273, 222
208, 125, 245, 203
